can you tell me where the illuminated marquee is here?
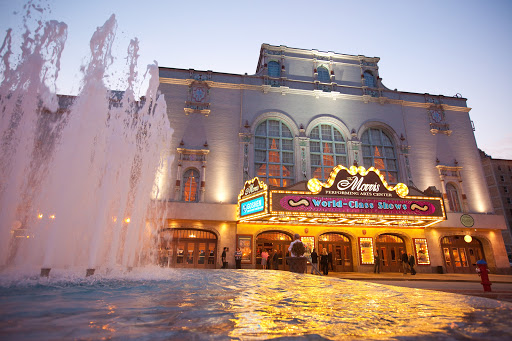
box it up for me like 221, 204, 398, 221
237, 177, 268, 220
238, 166, 446, 227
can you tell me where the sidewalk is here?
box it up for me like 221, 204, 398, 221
327, 271, 512, 283
327, 271, 512, 303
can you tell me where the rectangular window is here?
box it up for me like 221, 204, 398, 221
310, 141, 320, 153
281, 139, 293, 151
255, 137, 266, 149
505, 187, 509, 193
334, 143, 346, 154
359, 237, 374, 265
501, 175, 505, 181
413, 238, 431, 265
311, 154, 321, 166
237, 235, 253, 264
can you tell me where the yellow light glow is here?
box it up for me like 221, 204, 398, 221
49, 214, 55, 220
124, 217, 131, 223
37, 213, 43, 219
464, 235, 472, 243
306, 165, 409, 198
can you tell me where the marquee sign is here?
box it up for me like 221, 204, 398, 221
237, 177, 268, 220
238, 166, 446, 227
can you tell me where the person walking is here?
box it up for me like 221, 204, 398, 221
401, 251, 409, 274
273, 250, 279, 270
261, 249, 269, 269
320, 248, 329, 276
374, 251, 380, 274
310, 248, 319, 274
408, 253, 416, 275
222, 247, 228, 269
234, 247, 242, 269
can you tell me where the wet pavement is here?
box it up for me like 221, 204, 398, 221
326, 271, 512, 302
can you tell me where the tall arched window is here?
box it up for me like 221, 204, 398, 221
361, 128, 398, 184
268, 61, 280, 78
310, 124, 347, 181
182, 168, 200, 202
446, 183, 462, 212
317, 66, 330, 83
364, 71, 376, 88
255, 119, 294, 187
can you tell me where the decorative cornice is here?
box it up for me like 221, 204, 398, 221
159, 77, 471, 112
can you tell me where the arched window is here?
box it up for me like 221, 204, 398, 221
364, 71, 376, 88
361, 128, 398, 184
446, 183, 462, 212
255, 119, 295, 187
309, 124, 347, 181
182, 168, 200, 202
268, 61, 280, 78
317, 66, 330, 83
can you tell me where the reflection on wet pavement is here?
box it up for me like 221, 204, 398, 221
0, 269, 511, 340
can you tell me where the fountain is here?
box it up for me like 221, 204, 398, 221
0, 2, 172, 276
1, 3, 512, 340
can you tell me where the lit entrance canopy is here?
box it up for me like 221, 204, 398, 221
238, 165, 446, 228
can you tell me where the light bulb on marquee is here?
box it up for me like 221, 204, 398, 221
464, 235, 472, 243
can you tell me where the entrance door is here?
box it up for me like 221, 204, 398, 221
318, 233, 353, 272
256, 231, 292, 270
159, 228, 217, 269
441, 236, 484, 274
376, 234, 405, 272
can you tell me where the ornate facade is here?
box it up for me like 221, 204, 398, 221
157, 44, 510, 274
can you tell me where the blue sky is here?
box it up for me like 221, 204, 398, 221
1, 0, 511, 159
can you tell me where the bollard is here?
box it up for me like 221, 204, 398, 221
40, 268, 51, 277
476, 259, 492, 292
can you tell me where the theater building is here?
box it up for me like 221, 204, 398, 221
156, 44, 510, 274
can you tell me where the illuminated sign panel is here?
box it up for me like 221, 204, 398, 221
240, 196, 265, 216
274, 195, 443, 218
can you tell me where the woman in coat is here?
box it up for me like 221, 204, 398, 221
320, 248, 329, 275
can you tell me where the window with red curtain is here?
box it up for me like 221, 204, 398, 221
182, 169, 200, 202
254, 119, 294, 187
361, 128, 398, 184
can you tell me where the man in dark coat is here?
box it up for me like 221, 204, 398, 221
401, 251, 409, 274
408, 253, 416, 275
310, 248, 318, 274
221, 247, 228, 269
273, 250, 279, 270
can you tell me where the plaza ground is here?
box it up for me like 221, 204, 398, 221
325, 271, 512, 302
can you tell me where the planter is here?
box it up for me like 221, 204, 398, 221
287, 257, 307, 274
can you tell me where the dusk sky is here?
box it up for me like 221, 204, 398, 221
1, 0, 511, 159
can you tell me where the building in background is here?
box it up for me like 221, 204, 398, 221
156, 44, 510, 274
480, 149, 512, 263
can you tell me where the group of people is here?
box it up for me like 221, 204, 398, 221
260, 249, 282, 270
401, 251, 416, 275
309, 248, 333, 275
373, 250, 416, 274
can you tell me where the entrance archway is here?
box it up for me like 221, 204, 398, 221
375, 234, 406, 272
318, 233, 353, 272
441, 236, 485, 274
256, 231, 292, 270
159, 228, 217, 269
